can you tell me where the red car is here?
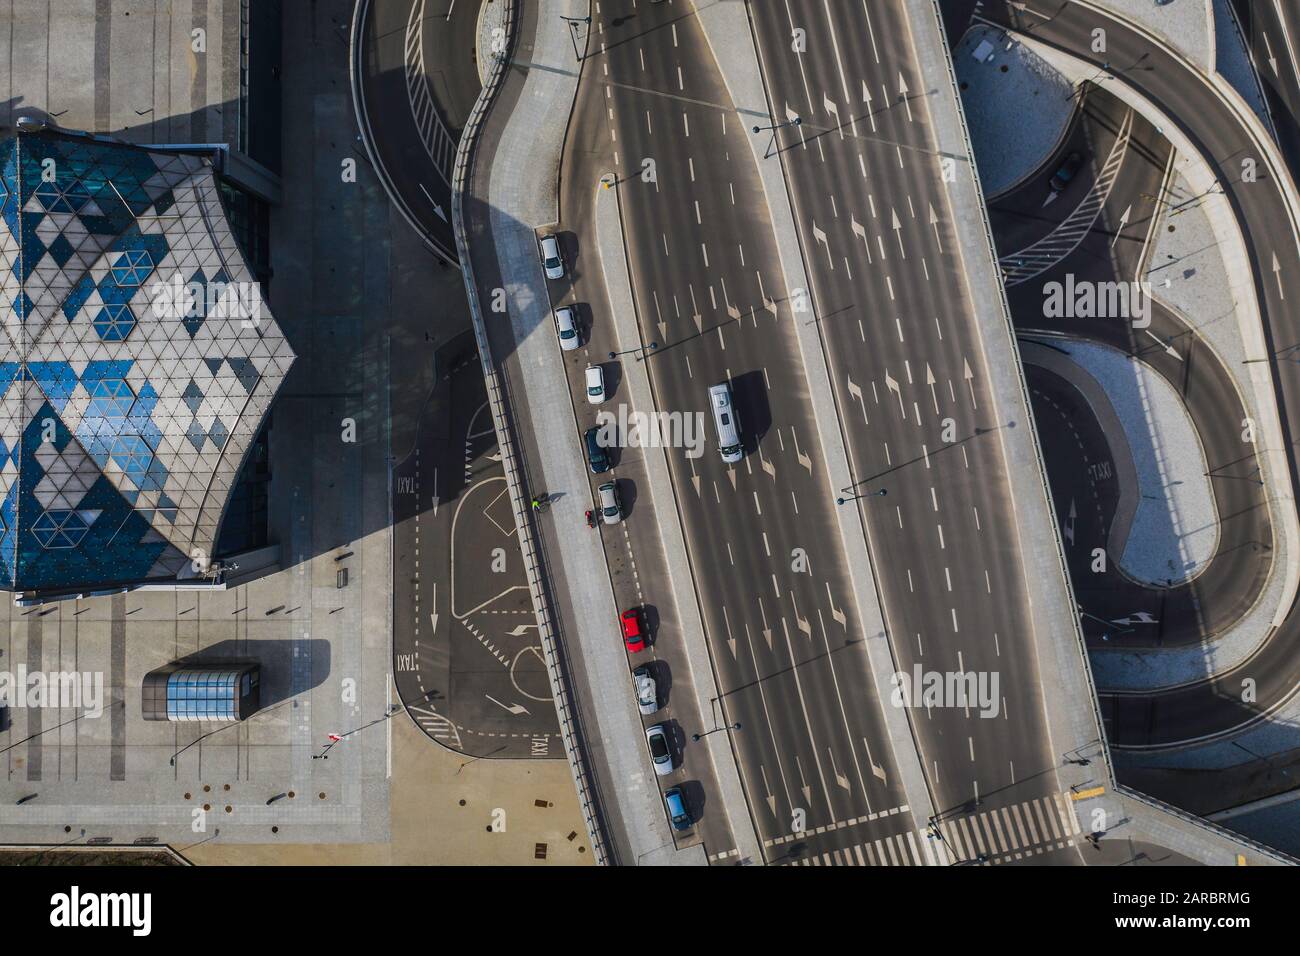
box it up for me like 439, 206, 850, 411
621, 608, 646, 653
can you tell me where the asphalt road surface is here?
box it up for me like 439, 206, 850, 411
557, 1, 915, 864
991, 86, 1273, 650
356, 0, 482, 260
1232, 0, 1300, 178
748, 0, 1074, 855
392, 333, 560, 757
973, 0, 1300, 750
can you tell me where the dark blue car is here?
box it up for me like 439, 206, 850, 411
665, 787, 691, 831
585, 426, 611, 474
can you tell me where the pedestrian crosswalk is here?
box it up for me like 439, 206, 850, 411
786, 791, 1085, 866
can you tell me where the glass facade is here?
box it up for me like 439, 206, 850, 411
0, 130, 294, 593
142, 662, 260, 722
165, 669, 241, 722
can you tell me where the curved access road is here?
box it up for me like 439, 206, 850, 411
982, 0, 1300, 748
990, 88, 1274, 650
353, 0, 482, 262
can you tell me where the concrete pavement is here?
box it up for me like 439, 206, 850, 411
456, 0, 699, 865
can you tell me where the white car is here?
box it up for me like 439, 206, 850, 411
633, 666, 658, 716
646, 723, 674, 776
585, 364, 606, 404
539, 234, 564, 280
555, 306, 579, 351
598, 481, 622, 525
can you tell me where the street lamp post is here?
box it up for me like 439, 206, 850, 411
1077, 604, 1133, 640
753, 115, 801, 158
560, 15, 591, 63
1067, 62, 1111, 100
693, 721, 741, 742
609, 341, 658, 361
170, 722, 239, 766
837, 488, 886, 506
313, 703, 402, 760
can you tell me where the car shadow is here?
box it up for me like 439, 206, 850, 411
731, 370, 771, 454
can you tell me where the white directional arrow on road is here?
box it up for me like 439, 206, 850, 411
891, 208, 906, 259
761, 765, 778, 817
827, 582, 846, 628
823, 92, 843, 139
1142, 328, 1182, 361
1274, 252, 1286, 300
898, 72, 913, 122
1112, 612, 1159, 626
758, 597, 773, 651
885, 369, 906, 417
861, 81, 877, 132
419, 183, 447, 222
851, 215, 873, 263
791, 594, 812, 637
925, 364, 939, 414
1064, 499, 1076, 547
1110, 204, 1131, 249
485, 695, 530, 716
795, 754, 813, 808
828, 748, 850, 792
812, 222, 834, 269
847, 376, 869, 424
1010, 2, 1050, 20
928, 203, 943, 252
430, 582, 439, 634
963, 357, 979, 409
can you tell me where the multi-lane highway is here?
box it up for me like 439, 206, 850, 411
747, 0, 1074, 846
557, 2, 918, 863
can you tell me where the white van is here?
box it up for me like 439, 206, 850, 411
709, 382, 743, 464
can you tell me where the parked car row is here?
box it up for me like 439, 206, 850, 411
539, 231, 690, 833
617, 607, 691, 830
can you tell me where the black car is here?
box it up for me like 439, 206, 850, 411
585, 426, 611, 473
1050, 151, 1085, 193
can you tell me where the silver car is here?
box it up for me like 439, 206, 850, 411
646, 723, 674, 776
539, 234, 564, 280
597, 481, 621, 525
585, 363, 606, 404
555, 306, 579, 351
633, 665, 658, 716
